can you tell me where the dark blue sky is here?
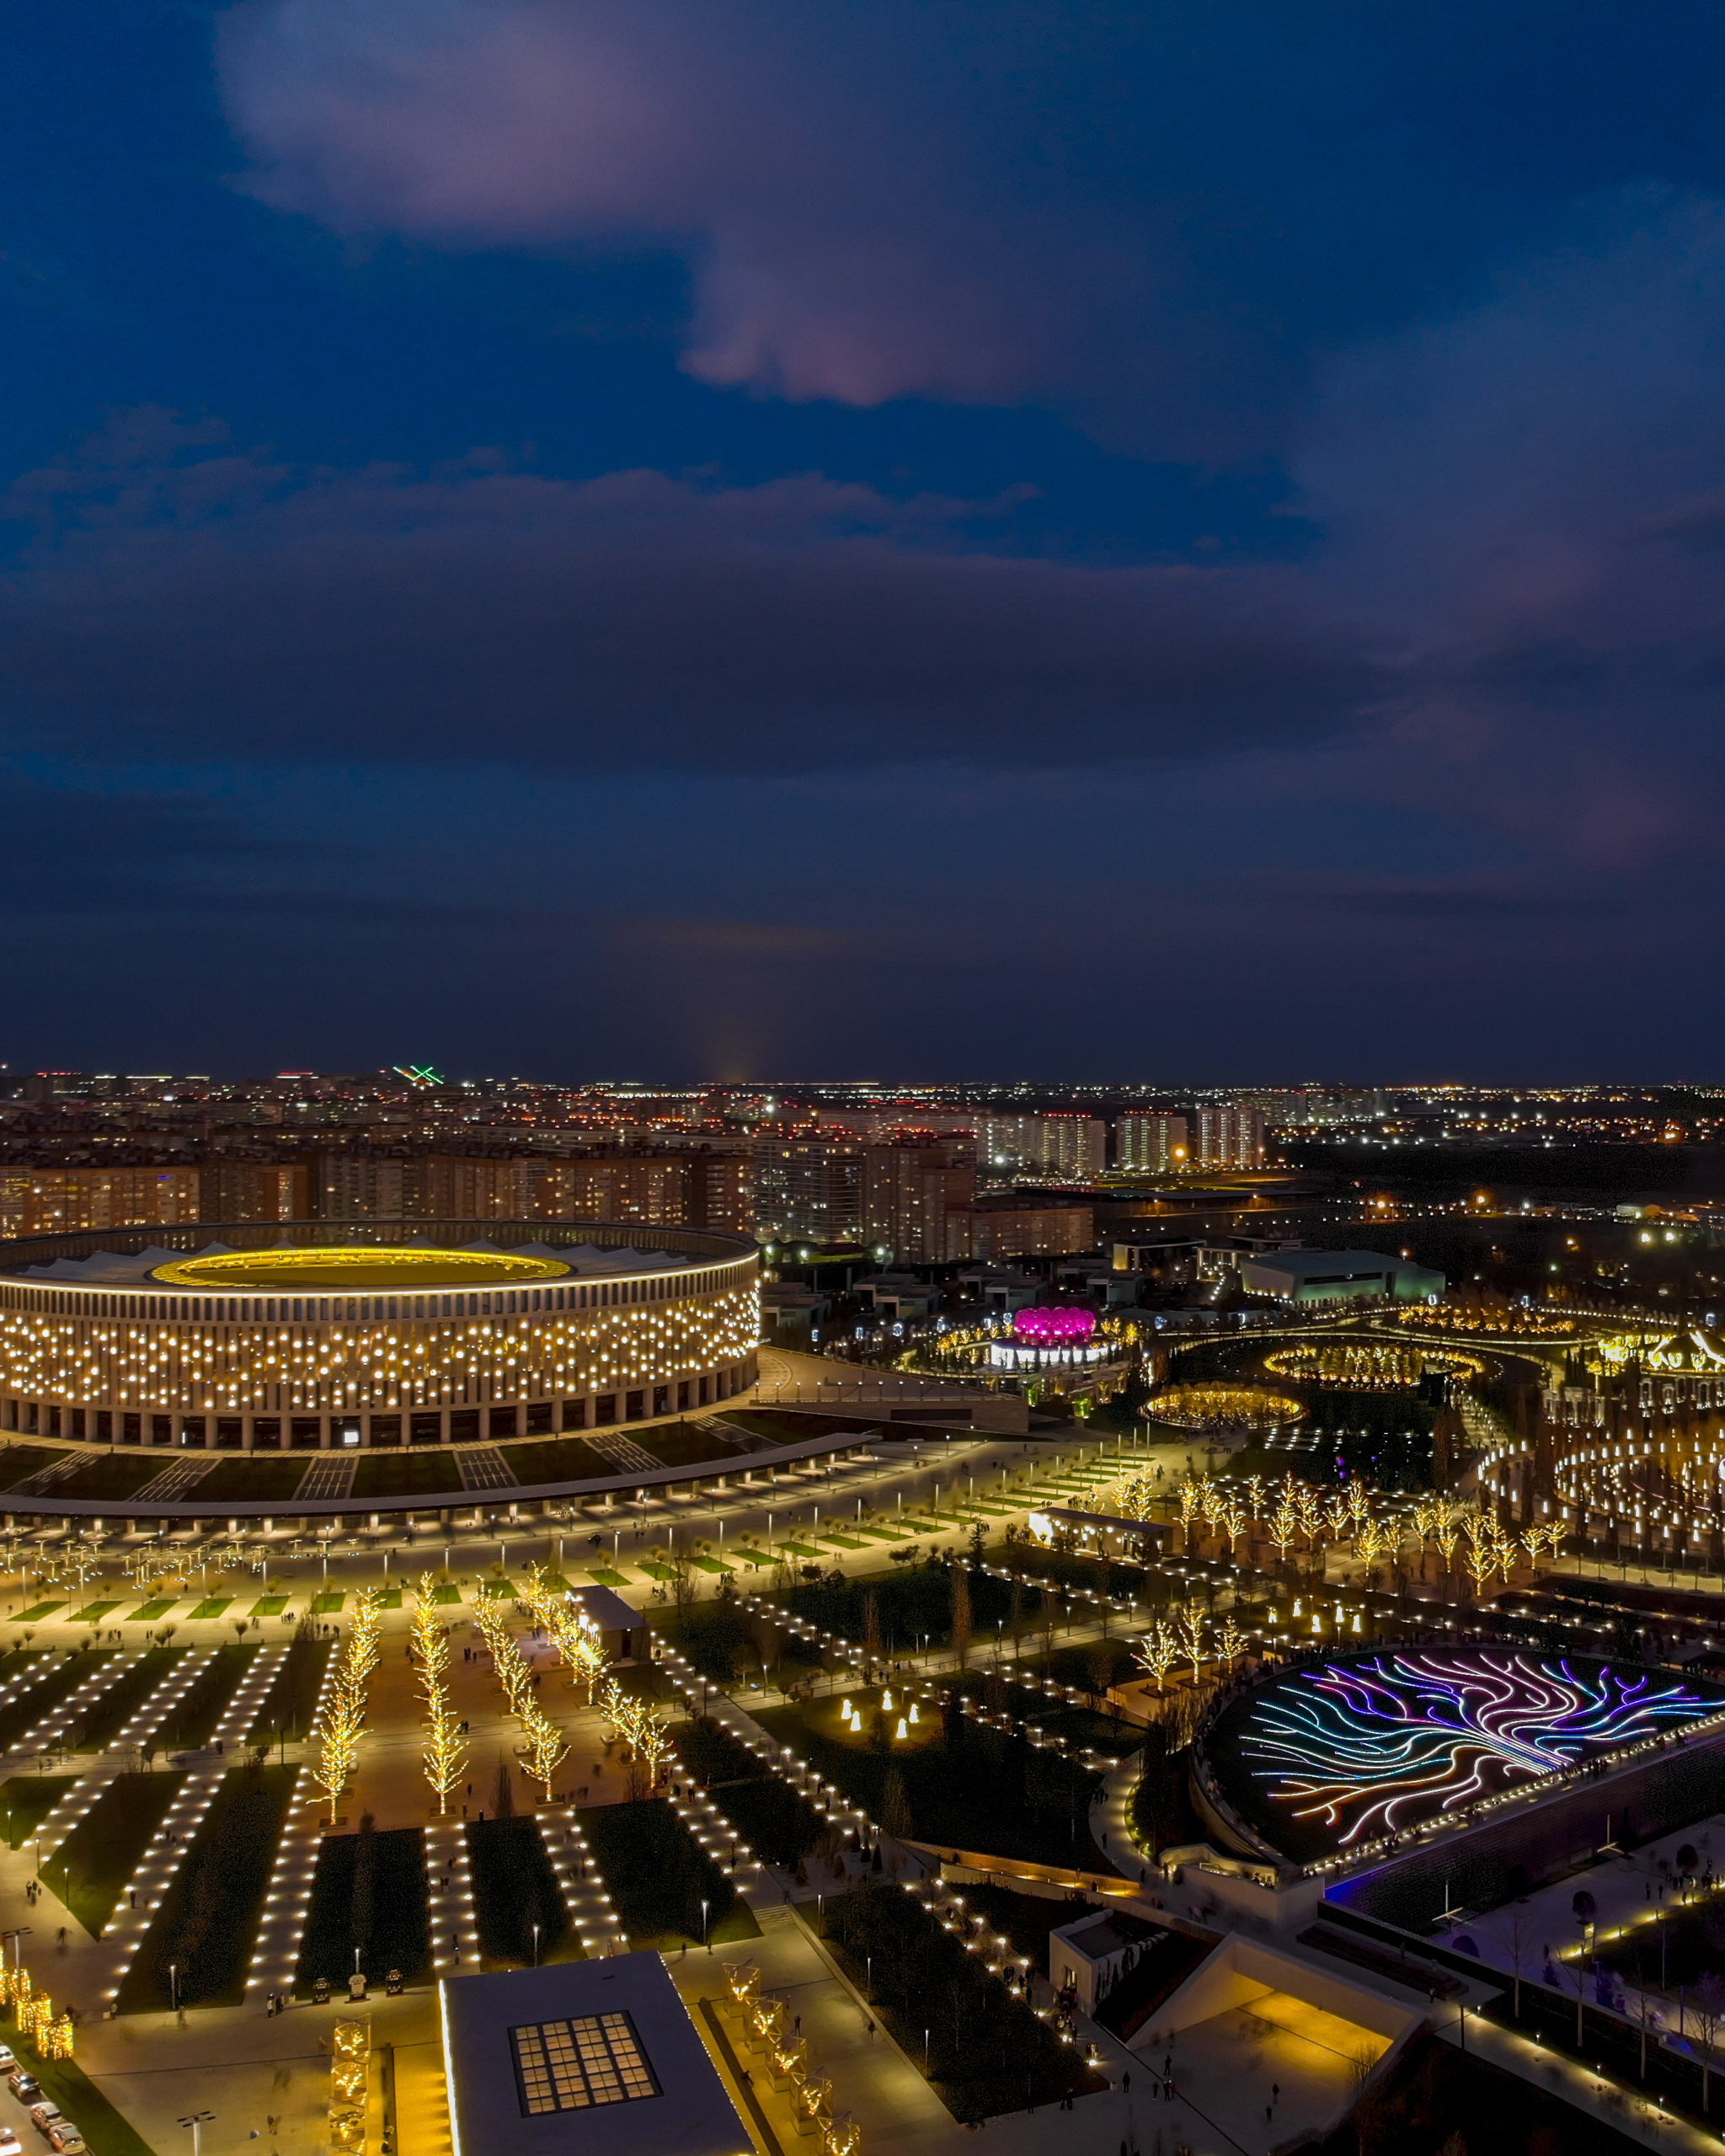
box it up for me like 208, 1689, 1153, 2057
7, 2, 1725, 1079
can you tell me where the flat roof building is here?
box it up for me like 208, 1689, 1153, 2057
1237, 1249, 1445, 1304
441, 1954, 752, 2156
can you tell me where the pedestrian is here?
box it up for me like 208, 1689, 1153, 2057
1122, 2072, 1130, 2094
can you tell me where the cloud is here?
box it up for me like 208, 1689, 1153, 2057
0, 422, 1381, 773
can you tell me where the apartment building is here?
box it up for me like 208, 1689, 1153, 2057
1195, 1107, 1267, 1169
862, 1138, 975, 1261
978, 1115, 1107, 1180
1114, 1112, 1189, 1174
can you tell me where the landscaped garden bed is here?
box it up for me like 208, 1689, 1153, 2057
295, 1820, 431, 1992
756, 1693, 1110, 1870
0, 1775, 78, 1850
72, 1647, 188, 1750
816, 1881, 1103, 2120
463, 1815, 574, 1968
248, 1630, 331, 1746
48, 1770, 189, 1936
351, 1449, 462, 1497
0, 1446, 64, 1489
155, 1644, 257, 1751
667, 1717, 827, 1869
40, 1455, 179, 1502
115, 1762, 299, 2009
578, 1797, 756, 1949
195, 1455, 318, 1502
507, 1436, 626, 1483
0, 1650, 115, 1751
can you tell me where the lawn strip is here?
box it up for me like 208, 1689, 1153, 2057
114, 1762, 299, 2009
248, 1631, 332, 1744
812, 1885, 1103, 2121
462, 1815, 575, 1969
155, 1645, 257, 1751
73, 1648, 189, 1751
578, 1796, 757, 1950
48, 1769, 188, 1936
0, 1650, 115, 1751
0, 1774, 79, 1848
294, 1823, 431, 1993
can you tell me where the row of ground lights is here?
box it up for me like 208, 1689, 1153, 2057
32, 1645, 216, 1864
97, 1645, 288, 1999
243, 1766, 317, 2004
425, 1817, 481, 1972
535, 1811, 622, 1956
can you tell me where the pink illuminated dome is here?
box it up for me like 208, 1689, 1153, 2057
1012, 1306, 1097, 1347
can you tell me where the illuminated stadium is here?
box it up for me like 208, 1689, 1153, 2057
0, 1220, 759, 1457
1197, 1648, 1725, 1870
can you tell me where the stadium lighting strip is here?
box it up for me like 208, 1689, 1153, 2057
29, 1645, 216, 1865
1238, 1650, 1725, 1854
97, 1644, 286, 1998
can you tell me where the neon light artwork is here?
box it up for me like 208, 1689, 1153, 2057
1012, 1308, 1097, 1346
1239, 1651, 1718, 1848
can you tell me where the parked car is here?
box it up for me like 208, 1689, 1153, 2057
8, 2071, 40, 2104
44, 2125, 83, 2153
0, 2124, 23, 2156
0, 2044, 18, 2071
25, 2104, 60, 2134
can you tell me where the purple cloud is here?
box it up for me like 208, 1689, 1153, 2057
0, 419, 1380, 770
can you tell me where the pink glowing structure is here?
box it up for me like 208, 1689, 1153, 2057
1012, 1307, 1097, 1347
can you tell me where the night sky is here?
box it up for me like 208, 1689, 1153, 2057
6, 3, 1725, 1079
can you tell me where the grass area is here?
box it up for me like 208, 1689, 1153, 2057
72, 1648, 188, 1751
44, 1454, 177, 1501
379, 1588, 403, 1608
196, 1454, 322, 1502
153, 1645, 257, 1751
46, 1770, 187, 1936
69, 1602, 120, 1624
0, 2031, 156, 2156
115, 1762, 299, 2010
657, 1603, 825, 1688
248, 1630, 331, 1743
668, 1718, 826, 1869
0, 1651, 114, 1751
463, 1815, 577, 1969
129, 1600, 175, 1620
432, 1585, 462, 1605
637, 1420, 753, 1469
0, 1444, 65, 1489
351, 1449, 462, 1498
755, 1693, 1108, 1870
0, 1774, 78, 1848
295, 1822, 431, 1993
578, 1797, 756, 1950
250, 1596, 287, 1617
13, 1603, 64, 1622
816, 1886, 1102, 2120
586, 1570, 628, 1587
186, 1597, 232, 1619
505, 1436, 616, 1484
310, 1592, 344, 1613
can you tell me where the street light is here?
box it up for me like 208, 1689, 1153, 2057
178, 2112, 214, 2156
700, 1898, 710, 1952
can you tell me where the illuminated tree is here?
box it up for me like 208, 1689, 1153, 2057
411, 1576, 465, 1815
1133, 1623, 1178, 1693
1269, 1499, 1298, 1565
311, 1587, 384, 1817
1178, 1604, 1207, 1684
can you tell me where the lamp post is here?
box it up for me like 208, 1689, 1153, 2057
169, 1961, 179, 2014
178, 2112, 214, 2156
700, 1898, 710, 1952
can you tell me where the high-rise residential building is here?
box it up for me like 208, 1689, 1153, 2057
0, 1166, 204, 1237
978, 1115, 1107, 1180
862, 1139, 975, 1260
1196, 1107, 1267, 1169
753, 1139, 863, 1243
1114, 1113, 1189, 1174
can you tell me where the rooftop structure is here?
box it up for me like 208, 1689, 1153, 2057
441, 1954, 752, 2156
